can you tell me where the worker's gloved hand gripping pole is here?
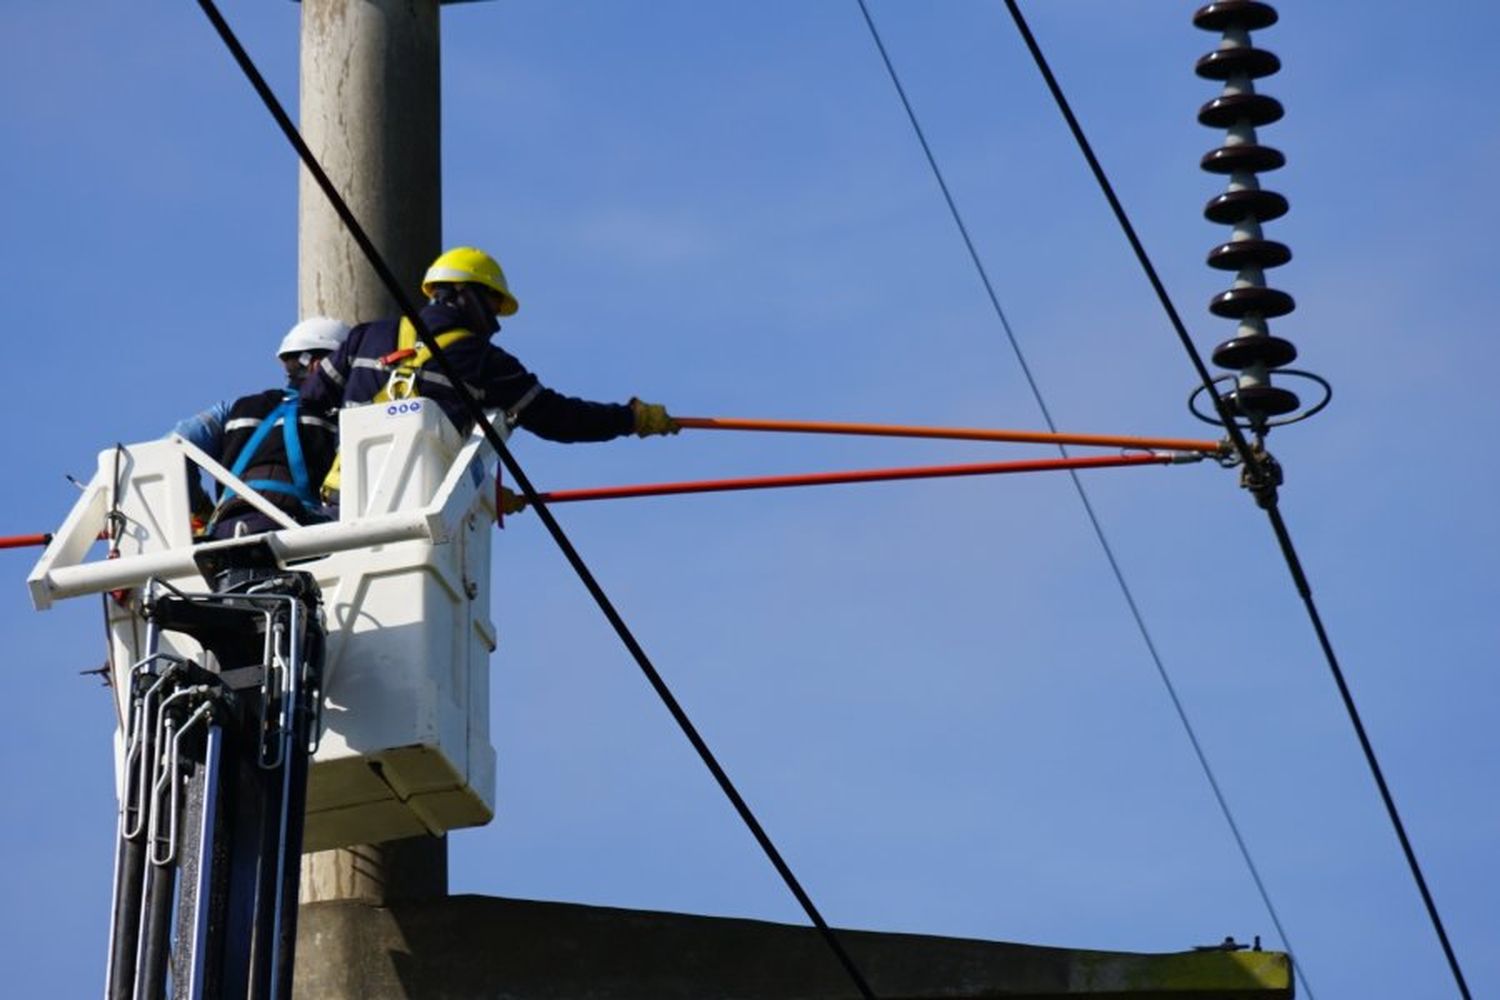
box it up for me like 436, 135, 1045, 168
194, 5, 877, 997
629, 398, 679, 437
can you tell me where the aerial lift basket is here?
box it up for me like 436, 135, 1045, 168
28, 399, 501, 852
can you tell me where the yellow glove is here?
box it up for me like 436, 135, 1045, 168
499, 486, 528, 516
630, 397, 680, 438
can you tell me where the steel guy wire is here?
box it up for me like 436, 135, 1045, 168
852, 2, 1313, 996
192, 3, 877, 996
999, 1, 1470, 996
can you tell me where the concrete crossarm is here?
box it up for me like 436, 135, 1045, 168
295, 895, 1293, 999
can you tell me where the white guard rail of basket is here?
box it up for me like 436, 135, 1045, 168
27, 417, 499, 611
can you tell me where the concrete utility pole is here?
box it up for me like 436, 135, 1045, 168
297, 0, 446, 905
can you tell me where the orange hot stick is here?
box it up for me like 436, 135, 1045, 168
675, 416, 1227, 456
534, 452, 1180, 505
0, 533, 53, 550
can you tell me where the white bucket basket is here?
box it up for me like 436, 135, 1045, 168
28, 399, 501, 851
304, 401, 497, 850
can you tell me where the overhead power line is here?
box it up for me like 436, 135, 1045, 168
851, 2, 1313, 997
997, 2, 1471, 997
192, 3, 876, 996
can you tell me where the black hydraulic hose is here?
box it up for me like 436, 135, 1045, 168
135, 862, 175, 1000
192, 3, 876, 995
106, 811, 147, 998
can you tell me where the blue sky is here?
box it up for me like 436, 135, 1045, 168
3, 2, 1496, 996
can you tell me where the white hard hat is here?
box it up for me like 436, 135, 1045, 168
278, 316, 350, 357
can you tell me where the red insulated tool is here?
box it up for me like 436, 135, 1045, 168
496, 415, 1218, 511
0, 533, 53, 550
674, 415, 1227, 455
532, 452, 1186, 505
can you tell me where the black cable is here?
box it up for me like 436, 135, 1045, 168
1265, 505, 1473, 1000
192, 4, 876, 996
852, 2, 1315, 996
998, 3, 1471, 997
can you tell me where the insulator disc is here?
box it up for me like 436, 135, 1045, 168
1212, 333, 1298, 370
1195, 47, 1281, 81
1210, 286, 1295, 319
1204, 188, 1289, 224
1224, 384, 1301, 418
1193, 0, 1279, 32
1198, 92, 1284, 128
1201, 143, 1286, 174
1207, 238, 1292, 271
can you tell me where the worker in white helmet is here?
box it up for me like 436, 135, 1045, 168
170, 317, 350, 533
173, 317, 349, 457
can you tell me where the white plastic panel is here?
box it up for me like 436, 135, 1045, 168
302, 400, 498, 850
31, 400, 500, 851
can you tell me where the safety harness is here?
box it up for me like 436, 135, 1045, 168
225, 388, 320, 511
373, 319, 474, 402
321, 320, 476, 500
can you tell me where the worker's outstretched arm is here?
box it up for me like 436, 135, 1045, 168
479, 345, 637, 442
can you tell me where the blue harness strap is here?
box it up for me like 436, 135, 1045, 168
225, 390, 318, 511
279, 392, 312, 503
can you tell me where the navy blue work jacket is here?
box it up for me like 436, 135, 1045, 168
300, 304, 633, 442
215, 386, 339, 524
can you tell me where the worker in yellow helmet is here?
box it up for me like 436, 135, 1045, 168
301, 248, 678, 471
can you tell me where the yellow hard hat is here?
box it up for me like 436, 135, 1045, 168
422, 246, 519, 316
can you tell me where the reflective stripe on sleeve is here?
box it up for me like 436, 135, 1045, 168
319, 356, 346, 387
505, 384, 542, 426
298, 414, 338, 433
416, 370, 482, 397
